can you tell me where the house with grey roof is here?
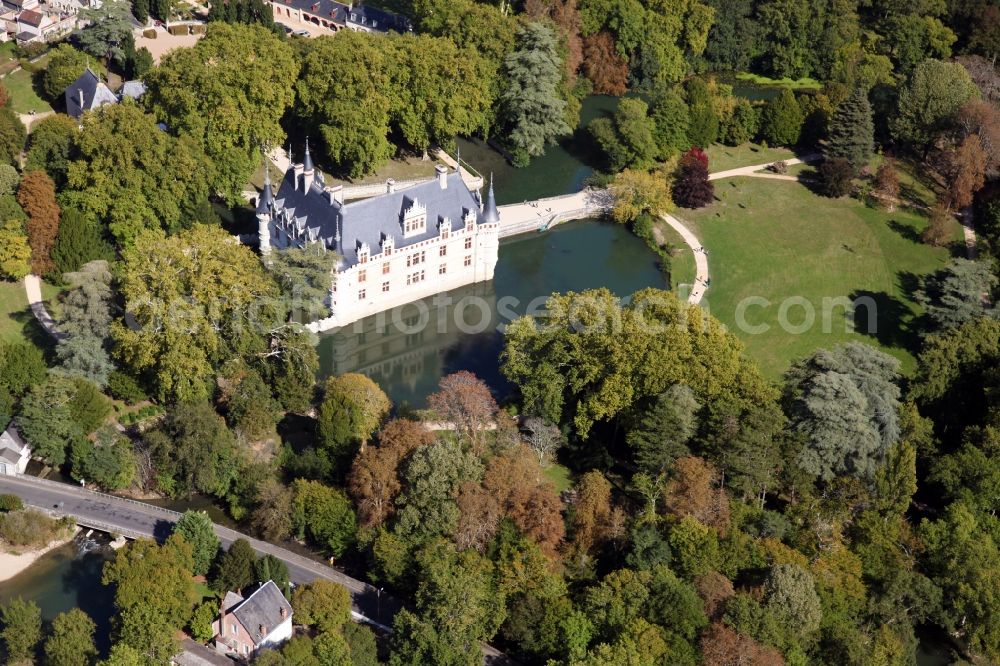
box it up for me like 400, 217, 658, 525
64, 68, 147, 119
212, 580, 293, 659
255, 143, 501, 330
0, 422, 30, 476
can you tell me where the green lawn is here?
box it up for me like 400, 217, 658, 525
4, 67, 52, 115
734, 72, 823, 89
705, 143, 797, 173
0, 279, 60, 347
656, 220, 698, 292
543, 462, 572, 493
675, 177, 961, 380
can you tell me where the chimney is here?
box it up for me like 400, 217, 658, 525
326, 185, 343, 205
279, 607, 288, 620
386, 178, 395, 194
260, 623, 268, 636
436, 164, 448, 189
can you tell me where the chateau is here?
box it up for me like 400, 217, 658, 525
256, 145, 501, 329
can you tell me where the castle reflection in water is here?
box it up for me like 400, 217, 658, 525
316, 281, 508, 407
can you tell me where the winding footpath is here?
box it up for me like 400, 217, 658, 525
23, 274, 64, 340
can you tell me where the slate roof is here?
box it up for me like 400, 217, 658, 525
272, 168, 484, 267
275, 0, 347, 23
0, 422, 28, 464
230, 581, 292, 644
346, 3, 411, 31
65, 68, 118, 119
173, 639, 233, 666
120, 80, 146, 100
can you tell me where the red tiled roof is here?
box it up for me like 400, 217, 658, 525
18, 8, 41, 25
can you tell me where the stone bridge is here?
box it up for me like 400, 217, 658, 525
497, 188, 611, 238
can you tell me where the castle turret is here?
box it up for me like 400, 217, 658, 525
481, 172, 499, 224
257, 162, 273, 255
302, 139, 315, 192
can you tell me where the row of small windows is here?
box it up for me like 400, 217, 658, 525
357, 258, 472, 299
407, 251, 425, 267
359, 238, 472, 271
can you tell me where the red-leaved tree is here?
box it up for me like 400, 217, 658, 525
673, 147, 714, 208
18, 170, 60, 275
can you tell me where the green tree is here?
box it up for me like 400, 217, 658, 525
44, 608, 97, 666
291, 479, 357, 557
389, 540, 505, 666
501, 22, 571, 166
0, 340, 46, 398
42, 45, 91, 101
394, 439, 483, 544
915, 258, 997, 332
0, 108, 26, 166
825, 88, 874, 168
51, 207, 113, 276
68, 377, 111, 433
111, 225, 279, 403
295, 32, 393, 178
220, 362, 279, 441
114, 602, 179, 664
685, 78, 719, 148
261, 326, 319, 414
97, 644, 147, 666
144, 23, 297, 202
609, 168, 674, 224
758, 89, 804, 146
173, 510, 221, 577
101, 535, 197, 629
76, 0, 136, 66
0, 164, 19, 196
0, 597, 42, 663
268, 243, 337, 323
16, 373, 82, 466
589, 98, 659, 171
892, 59, 979, 155
763, 563, 822, 639
187, 601, 217, 643
291, 580, 351, 633
317, 373, 391, 463
144, 401, 239, 498
627, 385, 700, 475
253, 554, 290, 594
0, 219, 31, 280
785, 343, 901, 482
25, 114, 78, 188
70, 426, 135, 490
650, 87, 690, 156
388, 33, 494, 155
213, 538, 256, 593
65, 102, 214, 246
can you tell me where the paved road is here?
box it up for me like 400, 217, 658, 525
0, 475, 515, 665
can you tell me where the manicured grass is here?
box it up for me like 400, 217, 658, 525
327, 155, 447, 188
3, 67, 52, 115
705, 143, 797, 173
734, 72, 822, 89
656, 220, 698, 293
0, 279, 60, 347
675, 177, 961, 380
543, 462, 572, 493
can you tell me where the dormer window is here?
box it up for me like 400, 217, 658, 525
401, 199, 427, 239
439, 216, 450, 239
463, 208, 477, 230
357, 242, 370, 264
381, 234, 394, 256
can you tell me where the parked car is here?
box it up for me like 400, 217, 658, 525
292, 28, 310, 37
276, 22, 292, 34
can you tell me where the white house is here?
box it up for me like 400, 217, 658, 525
0, 422, 31, 476
212, 580, 293, 659
256, 143, 501, 330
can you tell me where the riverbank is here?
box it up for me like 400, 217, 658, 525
0, 527, 79, 583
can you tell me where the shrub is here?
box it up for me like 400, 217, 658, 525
819, 158, 854, 198
107, 371, 147, 405
0, 508, 65, 548
768, 160, 788, 174
0, 494, 23, 512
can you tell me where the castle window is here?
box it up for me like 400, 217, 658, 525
358, 269, 366, 283
439, 246, 447, 257
464, 255, 471, 267
439, 264, 446, 275
382, 263, 390, 275
359, 251, 368, 264
464, 238, 472, 250
382, 281, 390, 292
358, 289, 366, 300
407, 251, 425, 267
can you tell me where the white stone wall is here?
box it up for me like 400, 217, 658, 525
326, 219, 500, 329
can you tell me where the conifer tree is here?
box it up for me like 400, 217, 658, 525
758, 88, 804, 146
825, 88, 874, 168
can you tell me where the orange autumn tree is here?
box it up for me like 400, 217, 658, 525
18, 170, 60, 275
583, 31, 628, 95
